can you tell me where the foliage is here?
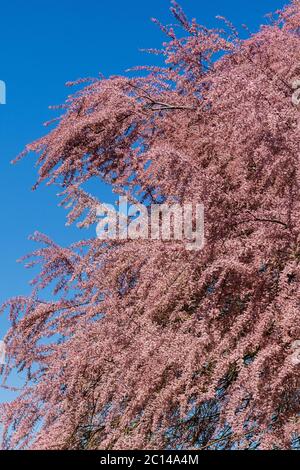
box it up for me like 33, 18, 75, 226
1, 1, 300, 450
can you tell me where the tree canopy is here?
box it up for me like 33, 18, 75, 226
1, 1, 300, 450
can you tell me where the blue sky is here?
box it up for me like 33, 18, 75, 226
0, 0, 287, 400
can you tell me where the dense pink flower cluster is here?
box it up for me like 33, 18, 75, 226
1, 1, 300, 450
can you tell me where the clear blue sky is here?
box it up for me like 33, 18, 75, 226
0, 0, 287, 400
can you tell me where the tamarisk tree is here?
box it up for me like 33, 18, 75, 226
1, 1, 300, 450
